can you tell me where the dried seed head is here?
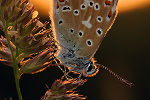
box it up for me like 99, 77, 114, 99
20, 49, 53, 74
0, 36, 15, 66
41, 79, 87, 100
1, 0, 6, 7
0, 0, 55, 75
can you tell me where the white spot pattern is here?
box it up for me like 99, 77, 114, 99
84, 0, 90, 5
112, 0, 117, 12
82, 16, 92, 28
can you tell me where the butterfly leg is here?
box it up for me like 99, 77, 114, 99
53, 57, 71, 80
60, 67, 75, 80
77, 73, 83, 85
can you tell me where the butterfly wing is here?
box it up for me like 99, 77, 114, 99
75, 0, 118, 59
49, 0, 80, 50
49, 0, 118, 60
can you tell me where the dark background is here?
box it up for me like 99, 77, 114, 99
0, 5, 150, 100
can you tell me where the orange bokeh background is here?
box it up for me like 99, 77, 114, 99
31, 0, 150, 16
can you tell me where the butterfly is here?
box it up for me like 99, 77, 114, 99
49, 0, 118, 76
49, 0, 133, 87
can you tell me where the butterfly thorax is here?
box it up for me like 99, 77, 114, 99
55, 46, 98, 77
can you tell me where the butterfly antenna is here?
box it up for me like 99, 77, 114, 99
96, 64, 133, 87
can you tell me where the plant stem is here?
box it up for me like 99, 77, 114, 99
4, 23, 23, 100
13, 61, 23, 100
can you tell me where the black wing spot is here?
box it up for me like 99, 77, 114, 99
86, 39, 93, 46
58, 19, 63, 25
62, 6, 71, 12
96, 28, 103, 37
78, 30, 84, 37
94, 3, 100, 10
74, 9, 79, 16
70, 28, 74, 34
97, 16, 103, 23
89, 1, 94, 7
81, 3, 86, 10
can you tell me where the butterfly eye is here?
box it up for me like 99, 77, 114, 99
70, 28, 74, 34
73, 9, 79, 16
86, 64, 93, 72
96, 28, 103, 37
80, 3, 86, 10
89, 1, 94, 7
94, 3, 100, 10
86, 39, 93, 47
83, 61, 99, 77
96, 16, 103, 23
78, 30, 84, 37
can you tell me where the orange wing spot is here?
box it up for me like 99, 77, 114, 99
57, 2, 59, 9
59, 0, 64, 2
108, 10, 112, 18
105, 0, 111, 5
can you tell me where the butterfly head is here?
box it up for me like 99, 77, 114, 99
83, 59, 99, 77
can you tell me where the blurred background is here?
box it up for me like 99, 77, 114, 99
0, 0, 150, 100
